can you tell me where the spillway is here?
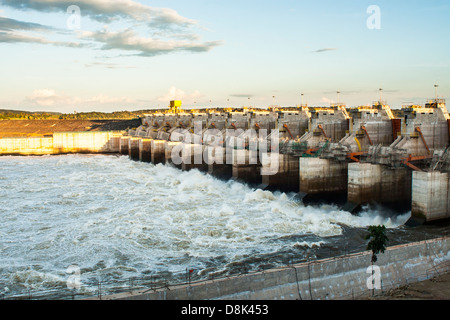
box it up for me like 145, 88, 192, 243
2, 154, 447, 299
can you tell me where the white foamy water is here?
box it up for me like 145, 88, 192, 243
0, 154, 410, 298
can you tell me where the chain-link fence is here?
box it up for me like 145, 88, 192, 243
2, 242, 447, 300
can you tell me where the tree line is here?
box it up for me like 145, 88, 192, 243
0, 110, 152, 120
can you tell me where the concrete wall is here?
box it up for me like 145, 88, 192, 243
412, 171, 450, 223
101, 237, 450, 301
119, 136, 130, 155
139, 138, 152, 162
53, 132, 122, 153
0, 137, 54, 155
0, 132, 123, 155
347, 162, 412, 209
299, 157, 348, 195
151, 140, 166, 164
232, 149, 261, 186
261, 154, 300, 193
128, 137, 140, 160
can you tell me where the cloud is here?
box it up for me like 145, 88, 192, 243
0, 1, 223, 57
0, 30, 85, 47
86, 94, 135, 104
26, 89, 139, 108
157, 86, 203, 104
26, 89, 73, 107
230, 94, 254, 98
1, 0, 197, 27
320, 97, 334, 104
80, 28, 222, 57
0, 16, 86, 47
84, 61, 135, 69
0, 16, 54, 32
313, 48, 337, 53
323, 90, 362, 95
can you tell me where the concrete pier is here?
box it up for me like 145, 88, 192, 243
206, 146, 233, 181
232, 149, 262, 187
151, 140, 166, 165
181, 143, 208, 172
299, 157, 348, 201
347, 162, 412, 212
164, 141, 182, 168
128, 137, 140, 161
261, 154, 300, 193
411, 171, 450, 224
119, 136, 130, 155
139, 138, 152, 162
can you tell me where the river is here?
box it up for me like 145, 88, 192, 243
0, 154, 447, 299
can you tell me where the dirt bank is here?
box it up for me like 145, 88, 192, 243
0, 119, 142, 138
369, 272, 450, 300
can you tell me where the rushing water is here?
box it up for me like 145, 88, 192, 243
0, 154, 448, 299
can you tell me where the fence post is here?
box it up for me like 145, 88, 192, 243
97, 280, 102, 300
307, 261, 312, 300
129, 277, 134, 293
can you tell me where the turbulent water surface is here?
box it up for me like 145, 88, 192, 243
0, 154, 447, 299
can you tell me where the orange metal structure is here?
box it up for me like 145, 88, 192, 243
347, 152, 366, 162
317, 124, 328, 139
283, 124, 294, 139
402, 154, 433, 172
360, 126, 373, 145
415, 127, 430, 155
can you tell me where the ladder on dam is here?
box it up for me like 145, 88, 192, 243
432, 146, 450, 171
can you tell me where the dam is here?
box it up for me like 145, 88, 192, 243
1, 99, 450, 224
0, 99, 449, 299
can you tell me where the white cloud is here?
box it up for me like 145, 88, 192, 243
157, 86, 203, 104
2, 0, 197, 27
26, 89, 74, 107
79, 28, 222, 57
87, 94, 135, 104
26, 89, 140, 108
320, 97, 335, 105
0, 1, 222, 57
0, 30, 84, 47
0, 17, 86, 48
83, 61, 135, 69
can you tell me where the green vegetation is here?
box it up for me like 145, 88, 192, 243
365, 225, 389, 263
0, 109, 153, 120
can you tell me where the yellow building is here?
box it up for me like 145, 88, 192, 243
169, 100, 182, 113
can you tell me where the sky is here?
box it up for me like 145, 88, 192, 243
0, 0, 449, 112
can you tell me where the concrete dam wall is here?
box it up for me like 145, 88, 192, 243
0, 132, 123, 155
2, 100, 449, 224
100, 237, 449, 300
